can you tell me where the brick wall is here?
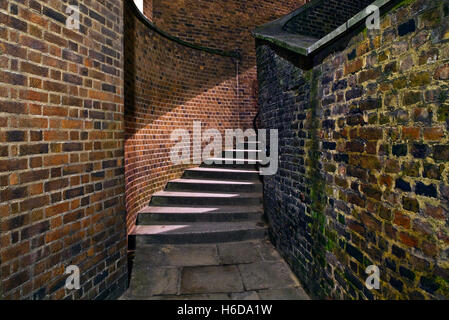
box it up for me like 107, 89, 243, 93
124, 3, 242, 233
123, 0, 307, 233
151, 0, 306, 128
257, 0, 449, 299
0, 0, 127, 299
283, 0, 374, 38
143, 0, 153, 21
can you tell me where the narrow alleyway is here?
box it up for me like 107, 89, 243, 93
120, 140, 310, 300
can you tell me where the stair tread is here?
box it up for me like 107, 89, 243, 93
152, 191, 261, 198
133, 221, 267, 235
186, 167, 259, 173
223, 149, 261, 152
170, 179, 261, 185
140, 205, 263, 214
204, 158, 262, 163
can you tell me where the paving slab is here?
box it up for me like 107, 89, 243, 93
181, 265, 244, 294
121, 240, 310, 300
257, 287, 310, 300
148, 293, 232, 300
231, 291, 260, 300
136, 244, 220, 267
129, 266, 179, 297
256, 240, 282, 261
218, 241, 263, 265
238, 261, 300, 291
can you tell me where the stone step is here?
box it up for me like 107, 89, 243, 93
150, 191, 262, 206
201, 158, 261, 170
166, 178, 263, 193
131, 221, 268, 244
222, 150, 261, 159
137, 205, 264, 223
183, 167, 260, 181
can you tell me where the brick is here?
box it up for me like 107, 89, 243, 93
19, 144, 48, 156
402, 127, 420, 140
20, 170, 49, 184
20, 195, 49, 211
44, 179, 69, 192
398, 19, 416, 37
399, 232, 418, 248
402, 197, 419, 212
415, 182, 437, 198
20, 61, 49, 77
0, 71, 26, 85
434, 64, 449, 80
0, 102, 27, 114
360, 211, 382, 232
394, 211, 410, 228
423, 128, 444, 141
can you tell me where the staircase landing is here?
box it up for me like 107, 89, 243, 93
120, 240, 310, 300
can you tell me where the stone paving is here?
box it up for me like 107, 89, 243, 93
120, 240, 310, 300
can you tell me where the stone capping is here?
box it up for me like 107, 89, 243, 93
252, 0, 395, 56
127, 0, 241, 59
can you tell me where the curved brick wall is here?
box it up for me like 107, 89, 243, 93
257, 0, 449, 299
124, 3, 242, 233
151, 0, 306, 129
0, 0, 127, 299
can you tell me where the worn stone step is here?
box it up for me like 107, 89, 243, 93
150, 191, 262, 206
201, 158, 261, 170
183, 167, 260, 181
131, 221, 268, 244
137, 205, 264, 223
222, 149, 261, 160
166, 178, 262, 193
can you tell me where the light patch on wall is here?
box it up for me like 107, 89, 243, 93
134, 0, 144, 13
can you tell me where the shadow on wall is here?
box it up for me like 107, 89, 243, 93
123, 2, 257, 233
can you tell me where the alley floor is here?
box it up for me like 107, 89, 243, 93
119, 240, 310, 300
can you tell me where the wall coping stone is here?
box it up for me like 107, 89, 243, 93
252, 0, 397, 56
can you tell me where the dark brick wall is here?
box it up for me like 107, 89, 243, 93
150, 0, 306, 128
257, 0, 449, 299
0, 0, 127, 299
283, 0, 374, 39
124, 2, 243, 234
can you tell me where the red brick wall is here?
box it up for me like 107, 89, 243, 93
124, 3, 242, 233
150, 0, 305, 128
0, 0, 127, 299
143, 0, 153, 21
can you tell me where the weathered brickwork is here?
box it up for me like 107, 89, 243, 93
143, 0, 153, 21
0, 0, 127, 299
150, 0, 306, 128
257, 0, 449, 299
283, 0, 374, 39
124, 3, 243, 233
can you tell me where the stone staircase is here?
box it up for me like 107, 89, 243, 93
131, 140, 268, 245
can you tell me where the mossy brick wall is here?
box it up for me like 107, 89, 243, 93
150, 0, 306, 129
0, 0, 127, 299
124, 3, 243, 233
257, 0, 449, 299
